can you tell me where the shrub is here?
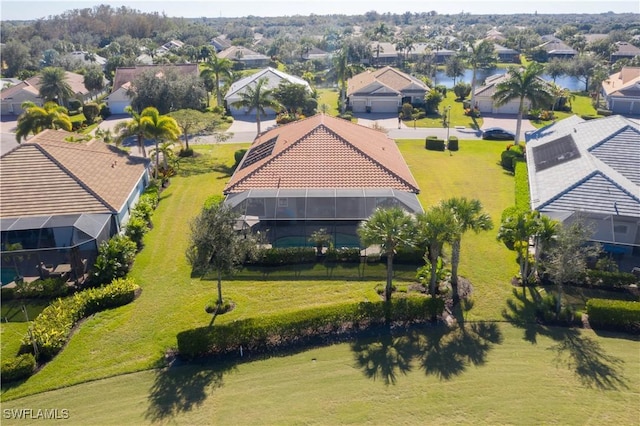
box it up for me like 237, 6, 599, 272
583, 270, 638, 289
177, 297, 445, 359
233, 149, 248, 171
500, 149, 524, 172
303, 98, 318, 116
125, 215, 149, 249
324, 248, 361, 264
425, 136, 445, 151
337, 112, 353, 121
14, 277, 68, 299
596, 108, 612, 117
99, 105, 111, 119
82, 103, 100, 124
1, 286, 16, 300
447, 136, 459, 151
382, 248, 425, 265
401, 103, 413, 119
586, 299, 640, 333
1, 354, 36, 383
142, 182, 160, 208
514, 160, 530, 211
68, 98, 83, 114
24, 278, 139, 360
93, 235, 137, 285
132, 198, 155, 225
424, 90, 443, 114
178, 147, 194, 157
453, 82, 472, 100
535, 293, 579, 325
255, 247, 317, 266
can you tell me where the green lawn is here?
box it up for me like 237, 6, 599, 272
1, 324, 638, 425
2, 138, 638, 425
403, 92, 483, 129
317, 88, 340, 116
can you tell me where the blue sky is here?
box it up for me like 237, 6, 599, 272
1, 0, 638, 20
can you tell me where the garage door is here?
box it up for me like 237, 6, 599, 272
351, 100, 366, 113
369, 99, 399, 113
477, 100, 493, 113
495, 101, 520, 114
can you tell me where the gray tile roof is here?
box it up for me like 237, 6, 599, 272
526, 115, 640, 218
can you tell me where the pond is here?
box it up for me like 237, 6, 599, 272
433, 68, 585, 91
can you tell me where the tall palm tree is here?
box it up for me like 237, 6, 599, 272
497, 209, 544, 288
416, 205, 459, 297
140, 107, 181, 179
463, 40, 496, 107
15, 101, 72, 142
38, 67, 75, 106
492, 62, 554, 144
333, 47, 363, 113
358, 207, 415, 301
200, 52, 233, 108
230, 77, 281, 134
441, 198, 493, 305
114, 106, 149, 158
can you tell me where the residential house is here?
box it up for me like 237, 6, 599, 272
526, 115, 640, 257
367, 42, 399, 67
302, 47, 330, 61
409, 43, 456, 64
610, 42, 640, 63
1, 71, 92, 116
601, 67, 640, 116
104, 64, 199, 114
225, 67, 311, 116
493, 43, 520, 63
156, 40, 184, 56
538, 35, 577, 60
485, 28, 507, 42
218, 46, 270, 68
210, 36, 232, 53
66, 51, 107, 68
0, 129, 150, 281
347, 66, 430, 113
473, 72, 553, 114
223, 114, 422, 247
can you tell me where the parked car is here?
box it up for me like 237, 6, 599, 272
482, 127, 515, 140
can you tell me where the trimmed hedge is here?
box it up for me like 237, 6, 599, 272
253, 247, 317, 266
23, 278, 139, 361
177, 297, 445, 359
425, 136, 445, 151
514, 160, 530, 211
325, 248, 361, 263
585, 270, 638, 288
381, 248, 425, 265
586, 299, 640, 333
447, 136, 458, 152
1, 353, 36, 383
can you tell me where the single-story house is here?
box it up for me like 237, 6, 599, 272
1, 71, 92, 116
223, 114, 422, 247
105, 64, 199, 114
610, 42, 640, 63
0, 129, 150, 282
601, 67, 640, 116
409, 44, 456, 64
366, 42, 400, 67
66, 51, 107, 68
493, 43, 520, 63
347, 66, 430, 113
526, 115, 640, 257
538, 35, 577, 60
210, 36, 232, 53
218, 46, 270, 68
473, 72, 553, 115
224, 67, 311, 117
302, 47, 330, 61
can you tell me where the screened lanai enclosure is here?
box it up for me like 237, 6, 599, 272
225, 188, 423, 247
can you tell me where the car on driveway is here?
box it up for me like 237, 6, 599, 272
482, 127, 515, 140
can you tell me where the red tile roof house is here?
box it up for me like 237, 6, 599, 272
223, 114, 422, 247
0, 130, 150, 284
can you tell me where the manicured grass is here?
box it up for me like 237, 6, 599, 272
317, 88, 340, 116
403, 92, 482, 129
528, 93, 599, 129
1, 323, 638, 425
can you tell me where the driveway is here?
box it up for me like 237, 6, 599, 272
480, 114, 537, 133
1, 116, 19, 155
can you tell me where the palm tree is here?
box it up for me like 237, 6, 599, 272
140, 107, 181, 179
372, 43, 384, 67
230, 77, 281, 134
492, 62, 554, 144
416, 205, 459, 297
38, 67, 75, 106
15, 101, 72, 142
532, 214, 559, 280
445, 55, 466, 86
497, 209, 544, 288
441, 198, 493, 305
358, 207, 415, 301
200, 52, 233, 108
463, 40, 496, 107
149, 140, 176, 171
333, 47, 364, 113
114, 106, 149, 158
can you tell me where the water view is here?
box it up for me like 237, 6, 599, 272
434, 68, 585, 91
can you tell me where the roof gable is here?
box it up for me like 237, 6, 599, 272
348, 66, 428, 96
224, 114, 419, 194
111, 64, 198, 92
589, 126, 640, 185
225, 67, 310, 99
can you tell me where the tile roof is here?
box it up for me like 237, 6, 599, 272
602, 67, 640, 97
0, 81, 40, 100
1, 130, 149, 219
26, 71, 90, 96
225, 68, 310, 101
526, 115, 640, 217
218, 46, 269, 61
347, 66, 429, 96
223, 114, 420, 194
111, 64, 199, 92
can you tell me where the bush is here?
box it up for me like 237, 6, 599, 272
14, 277, 68, 299
233, 149, 248, 171
99, 105, 111, 119
424, 90, 443, 114
125, 215, 149, 249
381, 248, 425, 265
596, 108, 612, 117
142, 182, 160, 208
24, 278, 139, 360
453, 82, 472, 100
338, 112, 353, 121
324, 248, 361, 264
254, 247, 317, 266
514, 160, 530, 211
583, 270, 638, 289
303, 98, 318, 116
587, 299, 640, 333
1, 286, 16, 300
132, 198, 155, 225
93, 235, 137, 285
177, 297, 445, 359
447, 136, 459, 151
68, 98, 83, 114
178, 147, 194, 157
535, 294, 579, 326
401, 103, 413, 120
500, 149, 524, 172
1, 354, 36, 383
82, 103, 100, 124
425, 136, 445, 151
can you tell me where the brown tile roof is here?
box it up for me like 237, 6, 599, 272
347, 66, 429, 96
111, 64, 199, 92
1, 130, 149, 219
26, 71, 90, 96
223, 114, 419, 194
0, 81, 40, 100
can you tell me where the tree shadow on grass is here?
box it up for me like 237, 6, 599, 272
145, 359, 236, 423
350, 319, 503, 385
211, 163, 235, 179
502, 287, 629, 391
